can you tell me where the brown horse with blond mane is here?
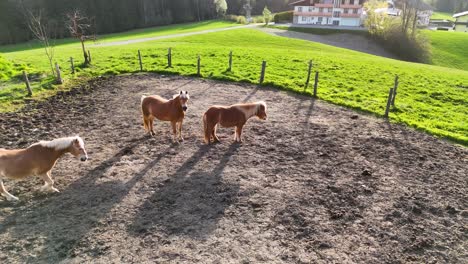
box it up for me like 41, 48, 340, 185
141, 91, 190, 143
203, 101, 267, 144
0, 136, 88, 201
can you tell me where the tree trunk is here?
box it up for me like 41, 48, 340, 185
81, 38, 89, 64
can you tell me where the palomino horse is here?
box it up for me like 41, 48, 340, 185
0, 136, 88, 201
203, 101, 267, 144
141, 90, 190, 143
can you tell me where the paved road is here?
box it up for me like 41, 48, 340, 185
256, 26, 398, 59
92, 24, 257, 47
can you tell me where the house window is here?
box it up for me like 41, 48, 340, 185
318, 17, 323, 22
319, 8, 323, 13
341, 0, 345, 4
333, 11, 341, 17
298, 7, 302, 12
302, 16, 307, 21
353, 9, 358, 14
344, 8, 349, 14
309, 7, 313, 12
328, 8, 333, 13
333, 20, 340, 25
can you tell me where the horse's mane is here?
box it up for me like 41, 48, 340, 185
33, 136, 84, 150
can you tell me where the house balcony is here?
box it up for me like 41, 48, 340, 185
294, 12, 333, 17
315, 3, 334, 8
341, 13, 361, 17
340, 4, 362, 9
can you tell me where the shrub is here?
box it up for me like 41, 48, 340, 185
224, 15, 247, 24
274, 11, 293, 23
252, 16, 265, 24
0, 55, 15, 81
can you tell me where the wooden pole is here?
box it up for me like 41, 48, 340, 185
228, 51, 233, 72
305, 60, 313, 89
87, 50, 92, 63
167, 48, 172, 67
384, 88, 394, 118
391, 75, 399, 106
197, 55, 201, 76
259, 60, 267, 84
70, 57, 75, 74
138, 50, 143, 71
55, 62, 63, 84
313, 71, 319, 97
22, 71, 32, 96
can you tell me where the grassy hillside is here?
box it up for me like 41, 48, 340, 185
0, 27, 467, 145
426, 30, 468, 71
431, 12, 455, 21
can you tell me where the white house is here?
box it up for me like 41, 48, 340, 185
291, 0, 367, 27
453, 11, 468, 32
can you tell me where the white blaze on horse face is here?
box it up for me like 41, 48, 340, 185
179, 91, 189, 110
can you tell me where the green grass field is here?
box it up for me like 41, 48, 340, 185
426, 30, 468, 71
1, 25, 467, 145
431, 12, 455, 21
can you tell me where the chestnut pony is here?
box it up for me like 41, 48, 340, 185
203, 101, 267, 144
141, 91, 190, 143
0, 136, 88, 201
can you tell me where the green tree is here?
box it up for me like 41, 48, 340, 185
214, 0, 228, 17
262, 5, 271, 25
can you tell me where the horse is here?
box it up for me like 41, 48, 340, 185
141, 90, 190, 143
0, 136, 88, 201
203, 101, 267, 144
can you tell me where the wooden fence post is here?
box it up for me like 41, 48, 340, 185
305, 60, 313, 89
87, 50, 92, 63
259, 60, 267, 84
167, 48, 172, 67
384, 88, 394, 118
228, 51, 233, 72
197, 55, 201, 76
22, 71, 32, 96
55, 62, 63, 84
391, 75, 399, 106
138, 50, 143, 71
313, 71, 319, 97
70, 57, 75, 74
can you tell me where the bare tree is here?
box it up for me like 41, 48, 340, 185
26, 9, 56, 76
67, 10, 95, 65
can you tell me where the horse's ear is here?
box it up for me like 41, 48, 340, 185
186, 91, 188, 94
180, 91, 182, 94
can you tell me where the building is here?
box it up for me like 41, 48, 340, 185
374, 0, 433, 27
453, 11, 468, 32
291, 0, 366, 27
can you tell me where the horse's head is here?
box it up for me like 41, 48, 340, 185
70, 136, 88, 162
178, 90, 190, 112
256, 101, 268, 120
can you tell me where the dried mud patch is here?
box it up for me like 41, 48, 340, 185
0, 74, 466, 263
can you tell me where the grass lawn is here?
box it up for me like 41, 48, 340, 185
1, 27, 467, 145
431, 12, 455, 21
425, 30, 468, 71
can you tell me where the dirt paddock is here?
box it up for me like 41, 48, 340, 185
0, 74, 466, 263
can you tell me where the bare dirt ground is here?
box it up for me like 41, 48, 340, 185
0, 74, 466, 263
258, 27, 399, 60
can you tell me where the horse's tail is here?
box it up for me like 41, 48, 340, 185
141, 95, 148, 131
203, 112, 209, 143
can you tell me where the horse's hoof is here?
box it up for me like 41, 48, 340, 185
51, 187, 60, 193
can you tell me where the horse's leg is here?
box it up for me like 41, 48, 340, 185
171, 121, 178, 143
178, 120, 184, 141
236, 125, 244, 142
40, 172, 59, 193
213, 124, 220, 143
149, 117, 156, 136
0, 180, 19, 201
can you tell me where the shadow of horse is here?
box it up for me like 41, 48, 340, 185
0, 136, 169, 262
127, 143, 241, 239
